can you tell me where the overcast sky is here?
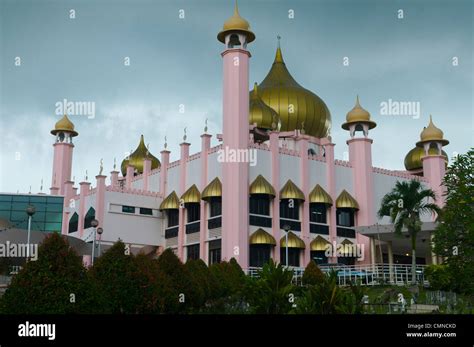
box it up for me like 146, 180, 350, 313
0, 0, 472, 193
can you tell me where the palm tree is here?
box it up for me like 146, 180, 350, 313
378, 180, 440, 284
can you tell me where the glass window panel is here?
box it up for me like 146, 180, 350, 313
46, 204, 63, 212
0, 195, 12, 202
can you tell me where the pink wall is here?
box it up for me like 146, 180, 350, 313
126, 165, 134, 189
422, 155, 446, 209
298, 137, 311, 266
51, 142, 74, 195
143, 159, 152, 191
160, 150, 170, 197
269, 132, 281, 262
177, 143, 190, 260
200, 134, 211, 263
110, 171, 119, 188
95, 175, 106, 229
221, 48, 250, 268
78, 181, 91, 237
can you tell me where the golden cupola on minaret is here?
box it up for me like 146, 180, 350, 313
121, 135, 160, 176
250, 40, 331, 138
416, 115, 449, 147
342, 95, 376, 130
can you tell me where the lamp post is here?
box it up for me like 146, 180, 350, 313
283, 224, 291, 268
26, 205, 36, 259
90, 219, 99, 265
97, 227, 103, 257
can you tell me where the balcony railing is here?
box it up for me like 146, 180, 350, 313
336, 226, 356, 238
208, 216, 222, 230
249, 214, 272, 228
164, 226, 179, 239
310, 223, 329, 235
185, 221, 200, 234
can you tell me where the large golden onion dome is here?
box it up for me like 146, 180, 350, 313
404, 146, 448, 171
121, 135, 160, 176
217, 2, 255, 43
251, 43, 331, 138
416, 115, 449, 147
249, 83, 280, 130
342, 96, 376, 130
51, 114, 78, 137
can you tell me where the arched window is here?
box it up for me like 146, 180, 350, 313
228, 34, 241, 48
84, 207, 96, 229
68, 212, 78, 233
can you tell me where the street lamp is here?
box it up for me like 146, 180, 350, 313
26, 205, 36, 259
90, 219, 99, 265
283, 224, 291, 268
97, 227, 103, 257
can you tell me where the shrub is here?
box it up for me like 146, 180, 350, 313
424, 264, 453, 291
302, 261, 325, 286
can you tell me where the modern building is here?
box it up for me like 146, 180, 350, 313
6, 4, 450, 270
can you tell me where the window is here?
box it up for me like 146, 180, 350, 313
84, 207, 96, 229
249, 245, 271, 267
139, 207, 153, 216
250, 196, 270, 216
209, 239, 221, 265
122, 205, 135, 214
209, 198, 222, 217
187, 204, 200, 223
167, 210, 179, 228
280, 200, 300, 220
187, 244, 200, 261
311, 251, 328, 265
280, 248, 300, 267
68, 213, 78, 233
337, 209, 354, 227
310, 204, 327, 224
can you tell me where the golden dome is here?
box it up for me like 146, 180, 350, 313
336, 190, 359, 210
249, 228, 276, 246
342, 96, 376, 130
280, 179, 305, 201
181, 184, 201, 204
217, 2, 255, 43
159, 191, 180, 210
280, 231, 305, 249
51, 114, 78, 137
249, 83, 280, 130
121, 135, 160, 176
309, 184, 333, 205
416, 115, 449, 147
252, 43, 331, 138
310, 235, 330, 251
249, 175, 276, 197
202, 177, 222, 201
404, 146, 448, 171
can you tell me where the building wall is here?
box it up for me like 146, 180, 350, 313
335, 164, 353, 195
280, 154, 300, 186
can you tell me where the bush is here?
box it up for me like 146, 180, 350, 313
302, 261, 325, 286
0, 233, 93, 314
185, 259, 212, 310
425, 264, 453, 291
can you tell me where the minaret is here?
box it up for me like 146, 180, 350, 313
416, 115, 449, 207
218, 2, 255, 267
342, 96, 377, 264
50, 115, 78, 196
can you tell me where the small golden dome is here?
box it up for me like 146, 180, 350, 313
51, 114, 78, 137
181, 184, 201, 204
217, 2, 255, 43
280, 232, 305, 249
416, 115, 449, 147
342, 96, 376, 130
309, 184, 333, 205
280, 179, 305, 201
404, 146, 448, 171
249, 228, 276, 246
159, 191, 180, 210
310, 235, 330, 251
252, 43, 332, 138
336, 190, 359, 210
202, 177, 222, 201
249, 175, 276, 197
121, 135, 160, 176
249, 83, 280, 130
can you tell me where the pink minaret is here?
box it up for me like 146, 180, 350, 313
342, 96, 377, 264
218, 3, 255, 268
50, 115, 78, 196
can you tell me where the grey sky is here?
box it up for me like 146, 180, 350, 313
1, 0, 472, 193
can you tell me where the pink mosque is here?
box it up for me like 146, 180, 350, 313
45, 4, 450, 270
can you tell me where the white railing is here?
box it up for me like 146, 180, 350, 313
245, 263, 428, 286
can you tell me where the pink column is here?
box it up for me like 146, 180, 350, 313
348, 137, 375, 265
178, 142, 190, 260
110, 171, 119, 188
51, 142, 74, 195
321, 139, 337, 263
143, 158, 152, 191
61, 180, 74, 235
298, 137, 310, 266
95, 175, 107, 227
221, 48, 250, 268
160, 150, 170, 196
78, 181, 91, 237
73, 186, 78, 196
269, 132, 281, 262
422, 155, 446, 208
200, 134, 211, 263
50, 186, 60, 196
125, 165, 134, 189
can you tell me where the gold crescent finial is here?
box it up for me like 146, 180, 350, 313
183, 127, 187, 142
164, 136, 168, 149
85, 170, 88, 181
40, 178, 43, 192
204, 118, 208, 133
113, 157, 116, 170
99, 158, 103, 175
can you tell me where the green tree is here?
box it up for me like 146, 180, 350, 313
378, 180, 440, 284
185, 259, 212, 311
433, 148, 474, 294
302, 261, 325, 286
0, 233, 93, 314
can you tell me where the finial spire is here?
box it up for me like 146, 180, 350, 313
355, 95, 361, 107
183, 127, 187, 142
113, 158, 116, 170
85, 170, 88, 181
99, 158, 103, 175
274, 35, 284, 63
164, 136, 168, 149
277, 34, 281, 47
40, 178, 43, 193
234, 0, 239, 16
204, 118, 208, 133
